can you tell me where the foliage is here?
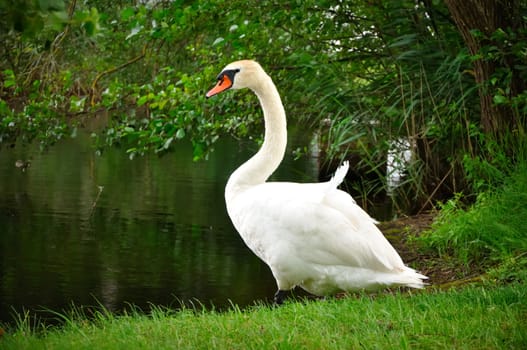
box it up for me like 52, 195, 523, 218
419, 161, 527, 270
0, 0, 526, 208
293, 1, 526, 211
2, 282, 526, 349
0, 0, 67, 35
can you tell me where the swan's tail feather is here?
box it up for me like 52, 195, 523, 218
330, 161, 349, 188
396, 269, 429, 289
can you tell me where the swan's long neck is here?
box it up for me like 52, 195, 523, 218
226, 73, 287, 199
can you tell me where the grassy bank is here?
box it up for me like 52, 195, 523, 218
1, 282, 526, 349
418, 161, 527, 282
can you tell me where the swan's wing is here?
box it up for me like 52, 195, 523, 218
229, 181, 404, 273
281, 195, 402, 271
320, 162, 401, 268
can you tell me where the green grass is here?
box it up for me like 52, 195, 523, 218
419, 162, 527, 269
2, 283, 526, 349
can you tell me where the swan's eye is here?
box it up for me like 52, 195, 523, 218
206, 69, 237, 98
216, 75, 229, 87
216, 69, 239, 83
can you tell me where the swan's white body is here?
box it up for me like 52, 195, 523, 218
207, 60, 427, 298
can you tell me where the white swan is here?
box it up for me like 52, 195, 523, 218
206, 60, 427, 304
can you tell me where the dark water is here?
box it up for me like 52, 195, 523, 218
0, 131, 319, 325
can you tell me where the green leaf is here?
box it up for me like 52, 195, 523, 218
121, 7, 135, 21
163, 136, 174, 149
157, 99, 168, 110
39, 0, 65, 12
137, 95, 149, 106
84, 21, 95, 36
126, 25, 142, 40
212, 37, 224, 46
175, 128, 186, 139
493, 94, 508, 105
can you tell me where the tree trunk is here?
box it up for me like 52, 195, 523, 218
444, 0, 524, 137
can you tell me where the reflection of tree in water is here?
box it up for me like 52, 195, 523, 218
0, 132, 314, 324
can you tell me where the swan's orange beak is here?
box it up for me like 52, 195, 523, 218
206, 74, 234, 98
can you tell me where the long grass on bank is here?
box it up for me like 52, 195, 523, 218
419, 162, 527, 270
1, 282, 526, 349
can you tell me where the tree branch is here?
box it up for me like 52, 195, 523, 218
89, 43, 148, 107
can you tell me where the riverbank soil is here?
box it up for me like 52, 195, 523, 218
379, 212, 485, 288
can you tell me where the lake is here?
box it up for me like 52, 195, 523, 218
0, 130, 320, 325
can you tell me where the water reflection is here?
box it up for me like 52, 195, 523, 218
0, 131, 319, 325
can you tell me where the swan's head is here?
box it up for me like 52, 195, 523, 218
206, 60, 265, 98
